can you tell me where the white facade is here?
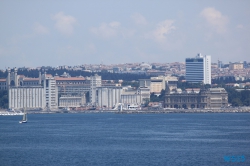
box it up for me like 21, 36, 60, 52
139, 76, 178, 94
7, 68, 103, 110
97, 86, 122, 109
90, 74, 102, 104
59, 95, 85, 108
9, 87, 44, 109
94, 86, 150, 109
8, 69, 58, 110
120, 87, 150, 105
185, 54, 211, 84
139, 79, 151, 88
203, 55, 211, 84
43, 77, 58, 109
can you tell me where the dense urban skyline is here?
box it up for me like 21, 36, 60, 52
1, 1, 249, 68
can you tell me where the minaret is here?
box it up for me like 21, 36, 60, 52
165, 83, 170, 95
44, 71, 47, 88
14, 67, 18, 87
39, 72, 41, 85
7, 67, 11, 88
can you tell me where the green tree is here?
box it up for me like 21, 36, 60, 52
240, 90, 250, 106
121, 81, 139, 88
158, 89, 165, 101
0, 90, 8, 109
142, 98, 150, 106
231, 98, 242, 106
150, 93, 160, 102
85, 91, 90, 103
242, 98, 250, 106
226, 88, 241, 104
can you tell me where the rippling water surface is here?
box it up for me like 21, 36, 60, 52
0, 113, 249, 166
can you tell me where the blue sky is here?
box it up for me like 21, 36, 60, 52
0, 0, 249, 68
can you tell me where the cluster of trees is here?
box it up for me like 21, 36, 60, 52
100, 72, 149, 81
226, 88, 250, 106
177, 82, 211, 90
213, 77, 250, 86
212, 77, 236, 85
177, 76, 211, 90
0, 69, 150, 81
150, 90, 165, 102
0, 90, 8, 109
0, 70, 7, 78
121, 81, 139, 88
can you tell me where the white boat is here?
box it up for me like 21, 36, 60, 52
119, 104, 141, 111
63, 107, 70, 111
0, 112, 24, 116
126, 104, 141, 110
19, 111, 27, 123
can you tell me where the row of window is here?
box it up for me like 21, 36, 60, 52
57, 82, 86, 84
23, 82, 39, 85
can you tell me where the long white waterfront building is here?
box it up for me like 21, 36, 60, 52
6, 67, 151, 110
9, 87, 44, 109
7, 68, 58, 110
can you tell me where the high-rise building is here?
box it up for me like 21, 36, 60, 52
218, 60, 223, 68
185, 53, 211, 84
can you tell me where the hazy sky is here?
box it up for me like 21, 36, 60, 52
0, 0, 249, 68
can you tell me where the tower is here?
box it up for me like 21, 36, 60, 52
185, 53, 211, 84
90, 74, 102, 105
203, 55, 211, 84
7, 67, 19, 88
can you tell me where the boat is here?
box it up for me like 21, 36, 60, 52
63, 107, 70, 111
88, 106, 96, 110
19, 110, 27, 123
86, 104, 97, 110
118, 103, 141, 111
0, 112, 24, 116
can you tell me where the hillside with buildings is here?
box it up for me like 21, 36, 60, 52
0, 56, 250, 111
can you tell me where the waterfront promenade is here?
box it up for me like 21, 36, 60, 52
43, 106, 250, 114
1, 107, 250, 115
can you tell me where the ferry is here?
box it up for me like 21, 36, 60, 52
120, 104, 141, 111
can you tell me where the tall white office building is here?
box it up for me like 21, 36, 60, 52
185, 53, 211, 84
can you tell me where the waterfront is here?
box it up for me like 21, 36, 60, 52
0, 113, 249, 166
1, 106, 250, 115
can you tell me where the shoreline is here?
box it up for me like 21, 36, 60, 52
1, 108, 250, 115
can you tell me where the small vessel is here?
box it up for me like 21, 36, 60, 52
63, 107, 70, 111
19, 109, 27, 123
88, 106, 96, 110
118, 103, 141, 111
124, 104, 141, 111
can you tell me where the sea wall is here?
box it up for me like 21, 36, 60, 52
1, 107, 250, 115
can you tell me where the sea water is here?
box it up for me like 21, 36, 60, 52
0, 113, 249, 166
